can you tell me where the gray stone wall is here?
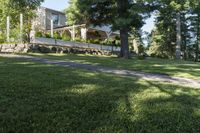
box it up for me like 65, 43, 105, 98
0, 44, 115, 56
0, 44, 30, 53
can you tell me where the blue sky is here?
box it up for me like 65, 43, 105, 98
41, 0, 69, 11
143, 17, 155, 33
41, 0, 155, 33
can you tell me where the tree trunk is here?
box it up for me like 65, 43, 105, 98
181, 13, 187, 60
117, 0, 129, 58
120, 28, 129, 58
176, 12, 182, 59
195, 42, 199, 62
195, 13, 200, 62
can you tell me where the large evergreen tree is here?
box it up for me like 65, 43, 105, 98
149, 0, 195, 60
65, 0, 90, 25
149, 0, 176, 58
71, 0, 153, 58
169, 0, 191, 59
190, 0, 200, 61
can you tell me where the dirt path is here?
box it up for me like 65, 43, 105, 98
1, 54, 200, 89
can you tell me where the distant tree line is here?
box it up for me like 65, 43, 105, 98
148, 0, 200, 62
66, 0, 200, 61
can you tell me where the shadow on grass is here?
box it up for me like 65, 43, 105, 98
0, 57, 200, 133
28, 53, 200, 79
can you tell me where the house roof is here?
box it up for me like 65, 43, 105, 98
89, 25, 119, 35
48, 24, 119, 35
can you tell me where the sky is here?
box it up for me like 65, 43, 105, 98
41, 0, 69, 11
41, 0, 155, 33
143, 16, 155, 33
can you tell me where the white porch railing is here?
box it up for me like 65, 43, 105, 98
31, 37, 121, 52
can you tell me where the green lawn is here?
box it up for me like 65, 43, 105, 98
0, 57, 200, 132
27, 53, 200, 80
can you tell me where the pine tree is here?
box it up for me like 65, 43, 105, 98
149, 0, 192, 59
191, 0, 200, 61
65, 0, 90, 25
71, 0, 154, 58
149, 0, 177, 58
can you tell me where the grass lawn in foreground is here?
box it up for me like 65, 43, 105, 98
26, 53, 200, 80
0, 57, 200, 132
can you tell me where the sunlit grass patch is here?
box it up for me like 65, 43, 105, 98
0, 56, 200, 132
25, 53, 200, 80
67, 84, 99, 94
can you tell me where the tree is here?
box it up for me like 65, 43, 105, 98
149, 0, 194, 59
0, 0, 44, 42
148, 1, 177, 59
168, 0, 191, 59
71, 0, 153, 58
190, 0, 200, 61
10, 0, 43, 9
65, 0, 90, 25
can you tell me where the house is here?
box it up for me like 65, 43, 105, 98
32, 7, 66, 31
32, 7, 119, 42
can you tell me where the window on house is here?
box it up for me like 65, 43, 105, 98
52, 13, 59, 25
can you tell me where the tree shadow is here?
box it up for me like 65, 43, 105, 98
0, 57, 200, 133
30, 53, 200, 79
138, 81, 200, 133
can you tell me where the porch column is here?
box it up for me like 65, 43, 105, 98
20, 14, 23, 43
30, 20, 36, 43
69, 25, 76, 41
72, 25, 75, 41
51, 19, 54, 38
81, 28, 88, 41
6, 16, 10, 42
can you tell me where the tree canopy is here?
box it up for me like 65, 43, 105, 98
148, 0, 200, 61
66, 0, 155, 58
0, 0, 43, 42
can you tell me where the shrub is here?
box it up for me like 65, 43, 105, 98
93, 39, 100, 44
45, 33, 51, 38
62, 34, 71, 41
0, 33, 6, 44
35, 31, 43, 37
10, 28, 20, 42
54, 32, 62, 40
75, 37, 83, 42
87, 39, 101, 44
105, 39, 119, 46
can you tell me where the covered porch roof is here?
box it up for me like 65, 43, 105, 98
47, 24, 120, 35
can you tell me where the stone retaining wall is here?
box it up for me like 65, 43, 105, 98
0, 44, 30, 53
0, 44, 115, 56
